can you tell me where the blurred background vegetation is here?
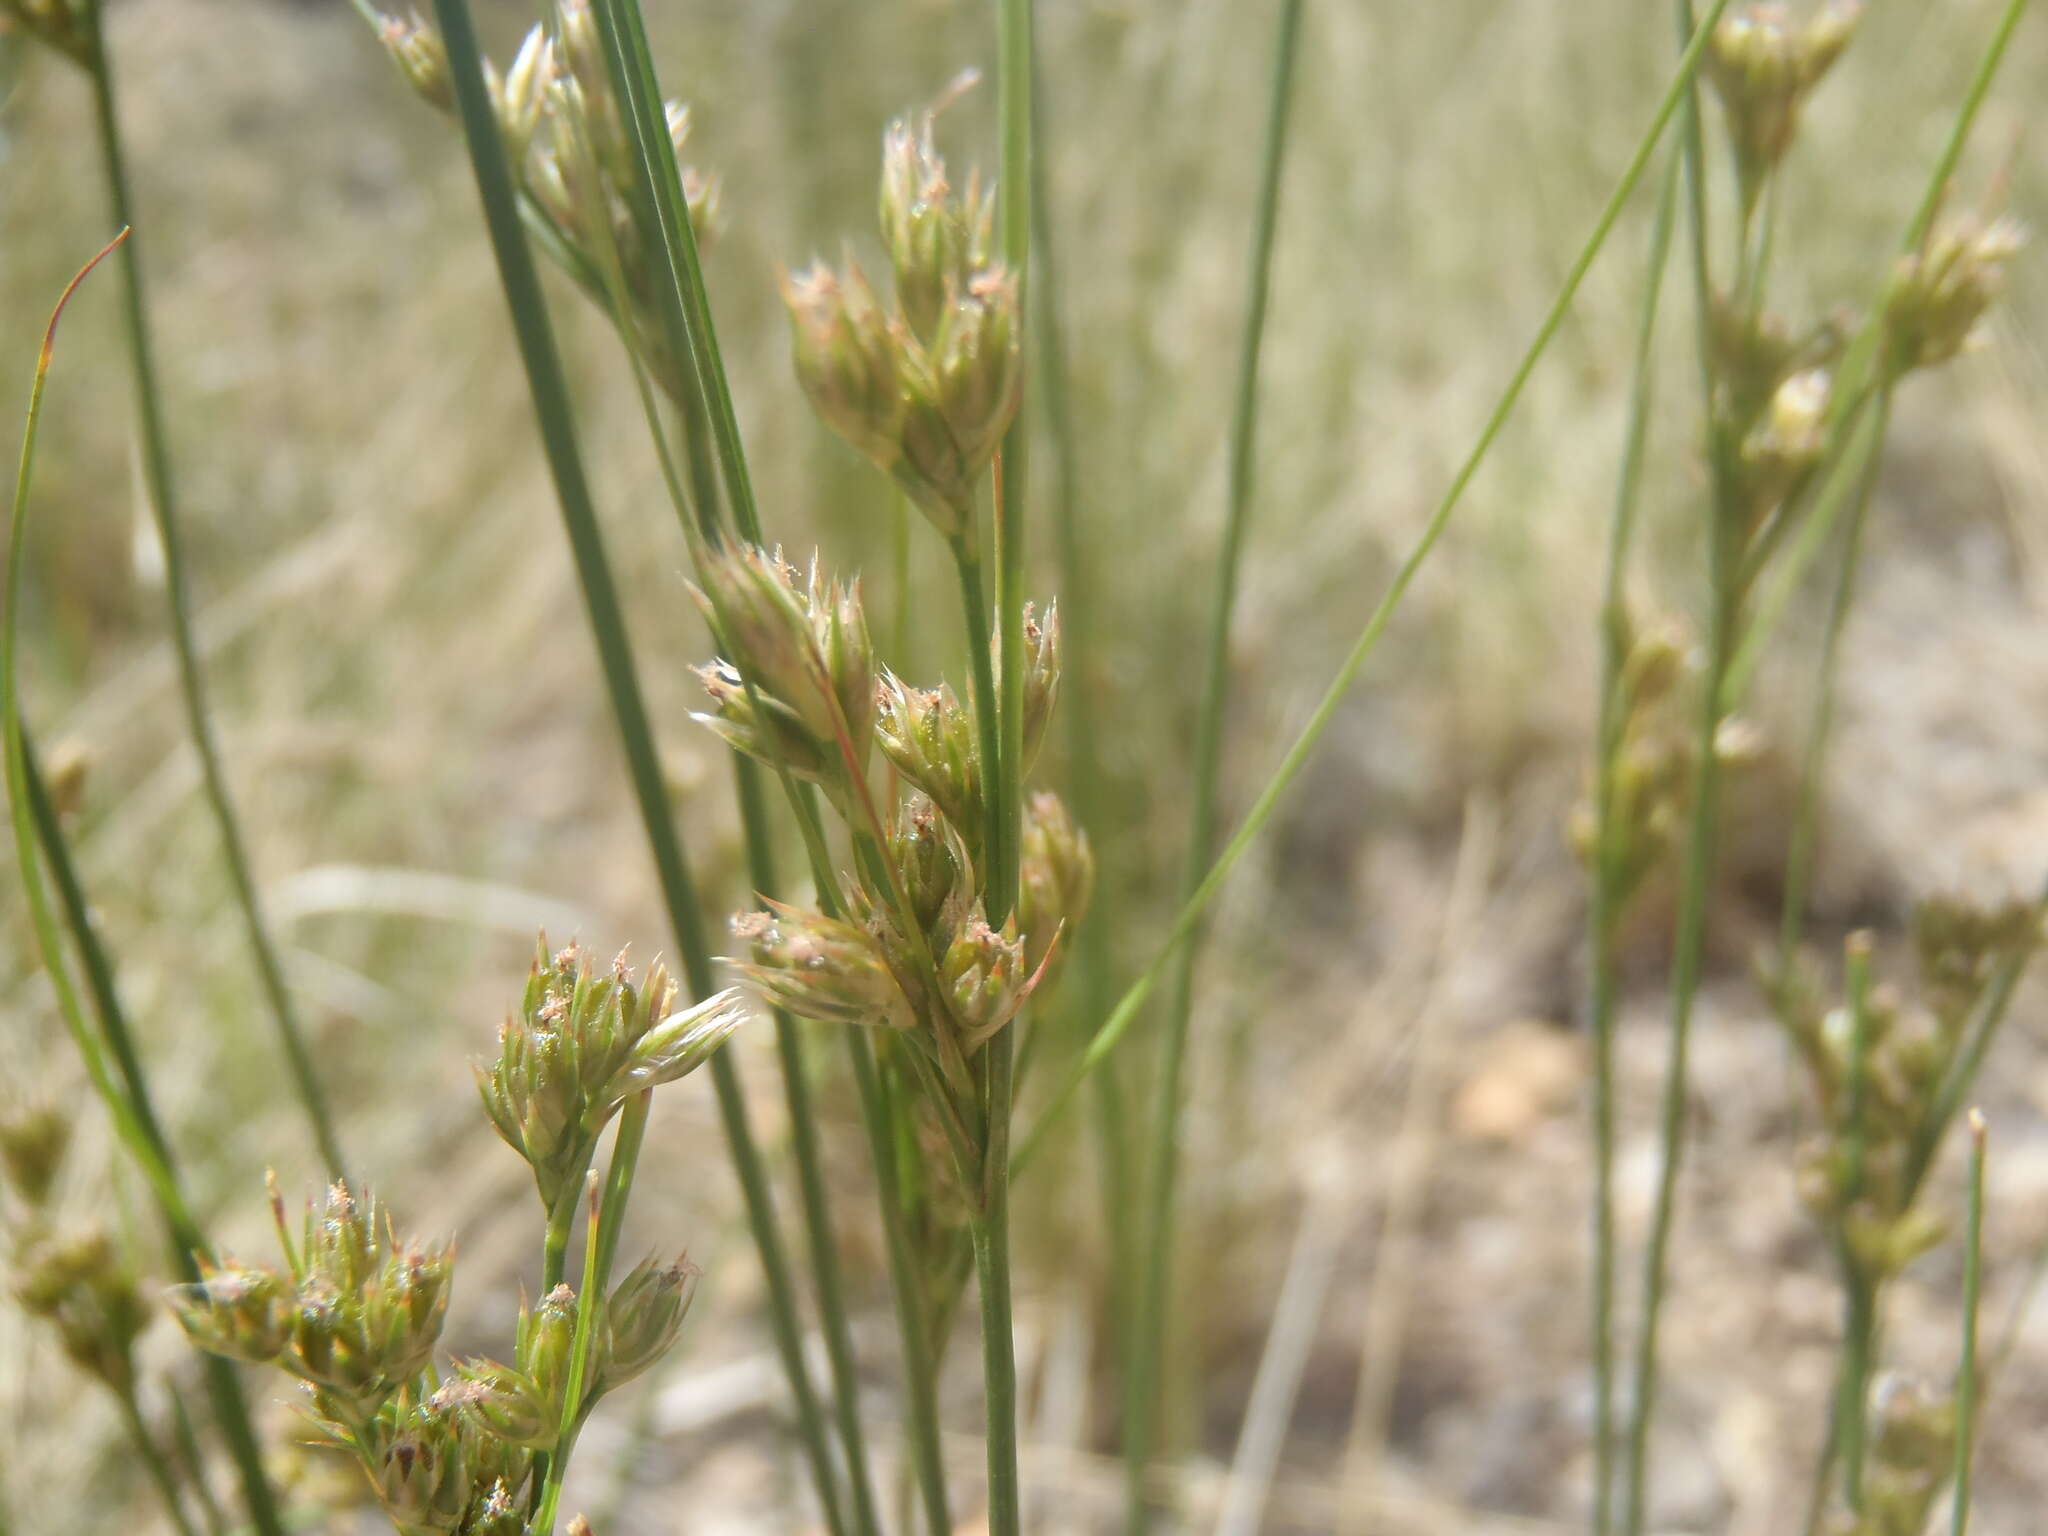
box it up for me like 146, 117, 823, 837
4, 0, 2048, 1529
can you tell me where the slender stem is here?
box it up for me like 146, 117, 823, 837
1836, 935, 1876, 1515
1027, 23, 1134, 1370
849, 1033, 956, 1536
116, 1388, 199, 1536
991, 0, 1034, 931
1952, 1112, 1989, 1536
1126, 6, 1303, 1525
971, 1029, 1020, 1536
1018, 0, 1733, 1168
165, 1383, 228, 1536
1586, 143, 1684, 1536
952, 537, 1005, 900
543, 1181, 583, 1294
1776, 392, 1892, 967
1616, 5, 1737, 1528
425, 9, 848, 1528
86, 10, 345, 1179
5, 233, 286, 1536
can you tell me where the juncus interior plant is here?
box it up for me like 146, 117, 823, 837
170, 940, 745, 1536
1576, 4, 2040, 1535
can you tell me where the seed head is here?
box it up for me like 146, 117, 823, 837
1705, 3, 1862, 203
783, 261, 906, 472
378, 12, 454, 112
0, 1102, 71, 1209
1017, 601, 1062, 777
597, 1254, 699, 1394
1019, 791, 1094, 980
879, 111, 996, 345
892, 795, 976, 944
480, 938, 745, 1210
274, 1184, 453, 1411
167, 1260, 295, 1367
15, 1228, 151, 1394
452, 1357, 558, 1451
940, 917, 1031, 1050
731, 904, 915, 1031
876, 674, 982, 845
1882, 215, 2026, 377
691, 545, 877, 793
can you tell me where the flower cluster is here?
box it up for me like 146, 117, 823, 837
1881, 214, 2027, 379
782, 111, 1023, 541
478, 939, 746, 1213
374, 0, 722, 401
1767, 898, 2041, 1284
1704, 2, 1862, 209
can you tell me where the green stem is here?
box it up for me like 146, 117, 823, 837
1026, 27, 1133, 1360
1126, 6, 1303, 1525
1587, 143, 1684, 1536
991, 0, 1034, 933
952, 537, 1005, 902
849, 1033, 955, 1536
1775, 392, 1892, 967
424, 8, 848, 1529
971, 1028, 1021, 1536
86, 8, 344, 1180
739, 768, 887, 1536
543, 1181, 583, 1294
116, 1388, 199, 1536
1952, 1113, 1989, 1536
1017, 0, 1733, 1170
1616, 5, 1736, 1528
1835, 935, 1876, 1516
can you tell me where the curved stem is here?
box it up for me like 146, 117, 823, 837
87, 8, 345, 1179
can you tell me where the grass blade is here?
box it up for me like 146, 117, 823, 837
5, 231, 287, 1536
1017, 0, 1735, 1172
86, 12, 344, 1179
1124, 2, 1305, 1524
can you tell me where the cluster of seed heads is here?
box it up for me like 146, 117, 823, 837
375, 0, 721, 401
782, 106, 1024, 542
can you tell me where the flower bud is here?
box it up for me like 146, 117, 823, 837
15, 1229, 151, 1394
378, 12, 454, 112
876, 675, 981, 844
731, 904, 914, 1031
1882, 215, 2026, 377
519, 1283, 585, 1413
783, 261, 906, 473
596, 989, 749, 1105
892, 796, 975, 942
878, 113, 995, 344
367, 1393, 474, 1534
598, 1255, 699, 1394
492, 25, 553, 166
691, 544, 877, 786
941, 917, 1030, 1049
1017, 601, 1061, 776
0, 1102, 70, 1209
168, 1261, 294, 1367
1018, 791, 1094, 980
1704, 4, 1862, 201
1740, 367, 1831, 515
278, 1184, 452, 1409
453, 1358, 558, 1451
466, 1480, 527, 1536
896, 270, 1024, 530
